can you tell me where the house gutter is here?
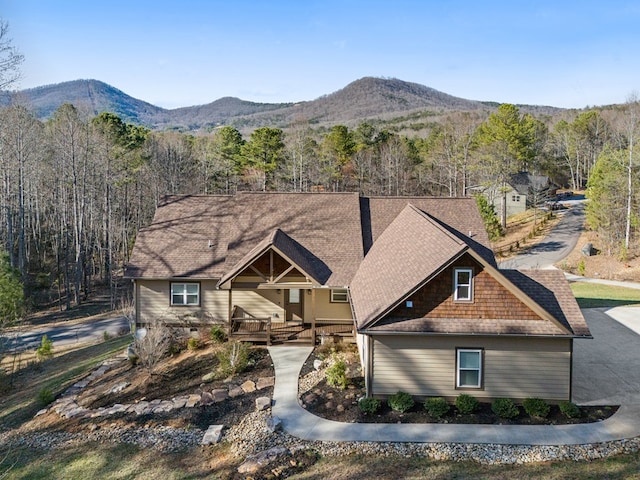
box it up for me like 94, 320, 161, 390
357, 330, 593, 340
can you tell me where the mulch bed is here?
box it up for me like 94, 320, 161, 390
299, 346, 618, 425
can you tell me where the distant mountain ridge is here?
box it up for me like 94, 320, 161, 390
0, 77, 563, 131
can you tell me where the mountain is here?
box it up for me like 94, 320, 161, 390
0, 77, 563, 131
0, 79, 165, 125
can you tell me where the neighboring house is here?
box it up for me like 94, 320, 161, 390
125, 192, 589, 402
481, 172, 558, 218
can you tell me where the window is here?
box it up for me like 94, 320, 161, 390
511, 195, 520, 202
171, 282, 200, 306
289, 288, 301, 304
331, 288, 349, 303
457, 348, 483, 388
453, 268, 473, 302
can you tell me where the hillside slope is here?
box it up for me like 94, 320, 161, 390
0, 76, 563, 131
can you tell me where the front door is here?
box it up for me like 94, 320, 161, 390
285, 288, 304, 322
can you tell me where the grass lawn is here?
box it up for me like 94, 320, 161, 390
0, 335, 132, 429
571, 282, 640, 308
2, 443, 640, 480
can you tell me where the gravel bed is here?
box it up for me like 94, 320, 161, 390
0, 424, 202, 453
224, 410, 640, 465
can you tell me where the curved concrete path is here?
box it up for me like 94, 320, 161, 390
269, 315, 640, 446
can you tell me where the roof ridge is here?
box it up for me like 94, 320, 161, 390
406, 204, 466, 247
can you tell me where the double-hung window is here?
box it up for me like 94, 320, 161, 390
456, 348, 483, 388
331, 288, 349, 303
171, 282, 200, 306
453, 268, 473, 302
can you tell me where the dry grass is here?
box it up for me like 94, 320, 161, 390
0, 335, 131, 429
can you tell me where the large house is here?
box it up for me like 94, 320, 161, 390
125, 192, 590, 402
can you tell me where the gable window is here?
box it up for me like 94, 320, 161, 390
456, 348, 483, 388
171, 282, 200, 306
331, 288, 349, 303
512, 195, 520, 202
453, 268, 473, 302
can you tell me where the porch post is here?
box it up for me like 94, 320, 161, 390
311, 288, 316, 345
227, 289, 232, 335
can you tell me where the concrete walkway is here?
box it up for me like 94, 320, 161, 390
269, 310, 640, 445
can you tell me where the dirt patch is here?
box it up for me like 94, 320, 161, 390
556, 229, 640, 282
299, 345, 617, 425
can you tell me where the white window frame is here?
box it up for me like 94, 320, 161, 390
330, 288, 349, 303
453, 268, 473, 302
170, 282, 200, 306
456, 348, 483, 389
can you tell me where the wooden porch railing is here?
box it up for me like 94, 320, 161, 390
229, 305, 272, 345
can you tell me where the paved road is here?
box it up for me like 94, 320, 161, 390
0, 316, 130, 353
498, 200, 585, 270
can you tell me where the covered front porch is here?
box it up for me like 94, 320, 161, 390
218, 228, 354, 345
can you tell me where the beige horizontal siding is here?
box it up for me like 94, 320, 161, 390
137, 280, 227, 323
312, 289, 353, 322
231, 290, 284, 321
371, 335, 571, 401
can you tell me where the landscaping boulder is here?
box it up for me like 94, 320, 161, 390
201, 425, 224, 445
581, 242, 594, 256
266, 415, 282, 432
237, 447, 288, 474
256, 396, 272, 411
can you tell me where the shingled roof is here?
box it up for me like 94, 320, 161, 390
350, 204, 469, 330
125, 192, 364, 286
124, 195, 234, 279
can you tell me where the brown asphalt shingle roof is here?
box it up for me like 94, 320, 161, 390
350, 204, 468, 330
124, 195, 234, 279
125, 192, 363, 286
364, 197, 497, 266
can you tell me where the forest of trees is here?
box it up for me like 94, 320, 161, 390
1, 97, 638, 314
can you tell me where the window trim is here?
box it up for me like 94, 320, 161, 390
456, 348, 484, 389
330, 288, 349, 303
453, 267, 474, 302
170, 282, 201, 306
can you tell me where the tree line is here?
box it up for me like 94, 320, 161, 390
0, 96, 638, 312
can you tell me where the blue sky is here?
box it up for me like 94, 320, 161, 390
2, 0, 639, 109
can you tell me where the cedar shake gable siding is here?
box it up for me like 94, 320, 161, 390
368, 254, 571, 336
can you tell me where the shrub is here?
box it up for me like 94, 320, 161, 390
424, 397, 450, 419
103, 330, 112, 341
577, 259, 586, 276
358, 397, 381, 415
388, 391, 415, 413
492, 398, 519, 419
187, 337, 200, 351
216, 341, 251, 378
559, 400, 581, 419
35, 335, 53, 361
523, 397, 550, 418
325, 358, 349, 389
455, 394, 479, 414
210, 324, 226, 343
37, 388, 54, 406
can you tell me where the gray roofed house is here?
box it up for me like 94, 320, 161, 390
126, 192, 589, 402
